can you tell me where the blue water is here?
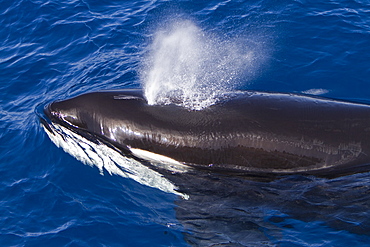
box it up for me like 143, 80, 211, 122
1, 0, 370, 246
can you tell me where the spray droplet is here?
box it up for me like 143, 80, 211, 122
141, 20, 267, 110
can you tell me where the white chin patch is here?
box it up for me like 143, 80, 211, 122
42, 122, 189, 199
129, 148, 190, 173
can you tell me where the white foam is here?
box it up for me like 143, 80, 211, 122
43, 123, 188, 199
301, 88, 329, 95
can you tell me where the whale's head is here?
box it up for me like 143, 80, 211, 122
41, 89, 190, 198
44, 89, 146, 134
41, 88, 195, 159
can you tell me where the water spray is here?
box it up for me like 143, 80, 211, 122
141, 20, 266, 110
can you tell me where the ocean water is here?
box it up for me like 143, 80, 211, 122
1, 0, 370, 246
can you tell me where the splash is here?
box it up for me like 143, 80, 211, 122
140, 20, 266, 110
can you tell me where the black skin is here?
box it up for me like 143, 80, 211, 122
42, 89, 370, 245
44, 89, 370, 177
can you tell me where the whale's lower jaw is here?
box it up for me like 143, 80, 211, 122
41, 120, 189, 199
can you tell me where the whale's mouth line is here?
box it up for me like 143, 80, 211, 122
41, 113, 129, 154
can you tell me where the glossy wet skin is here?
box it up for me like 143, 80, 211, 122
44, 89, 370, 176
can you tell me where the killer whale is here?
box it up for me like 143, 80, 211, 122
42, 89, 370, 177
41, 89, 370, 245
